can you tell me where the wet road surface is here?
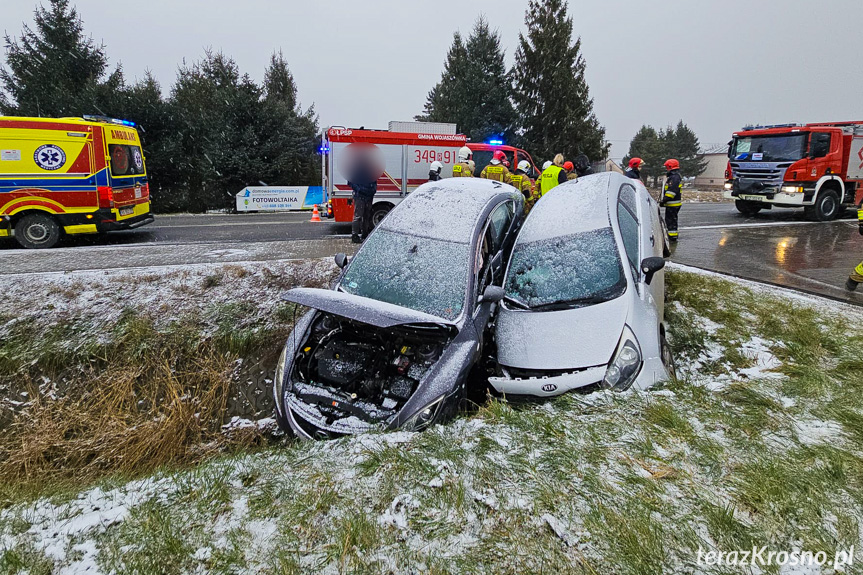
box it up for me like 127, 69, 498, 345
2, 205, 861, 304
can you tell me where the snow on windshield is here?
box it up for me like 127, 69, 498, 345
518, 174, 611, 243
342, 229, 470, 321
505, 228, 625, 309
379, 179, 512, 243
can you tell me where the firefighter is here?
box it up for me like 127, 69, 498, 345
846, 203, 863, 291
574, 153, 593, 177
563, 161, 577, 181
625, 157, 644, 181
661, 158, 682, 242
480, 150, 512, 183
510, 160, 533, 200
540, 154, 567, 195
428, 161, 443, 181
452, 146, 473, 177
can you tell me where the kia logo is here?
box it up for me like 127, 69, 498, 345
541, 383, 557, 393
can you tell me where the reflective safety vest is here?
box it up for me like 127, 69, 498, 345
540, 165, 563, 195
483, 164, 506, 182
663, 171, 682, 207
452, 162, 472, 177
509, 173, 532, 196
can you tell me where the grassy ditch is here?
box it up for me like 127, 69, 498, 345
2, 268, 863, 574
0, 259, 335, 498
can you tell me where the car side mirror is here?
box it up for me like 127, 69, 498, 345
480, 285, 505, 303
334, 253, 349, 269
641, 256, 665, 285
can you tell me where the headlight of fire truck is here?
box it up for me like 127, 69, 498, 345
724, 182, 733, 190
781, 185, 804, 194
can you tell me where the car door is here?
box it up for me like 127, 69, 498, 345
486, 200, 516, 283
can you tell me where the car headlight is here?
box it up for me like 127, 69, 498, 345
781, 185, 803, 194
401, 396, 445, 432
273, 345, 289, 414
602, 325, 642, 391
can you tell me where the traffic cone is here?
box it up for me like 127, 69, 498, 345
309, 204, 322, 222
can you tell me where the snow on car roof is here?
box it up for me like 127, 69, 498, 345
378, 179, 517, 243
517, 173, 614, 243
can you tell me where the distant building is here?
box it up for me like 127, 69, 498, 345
695, 145, 729, 189
592, 159, 624, 174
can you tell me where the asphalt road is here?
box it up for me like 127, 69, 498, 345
2, 204, 861, 304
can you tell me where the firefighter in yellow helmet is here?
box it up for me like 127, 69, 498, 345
509, 160, 533, 201
479, 150, 512, 184
846, 202, 863, 291
540, 154, 567, 195
452, 146, 474, 177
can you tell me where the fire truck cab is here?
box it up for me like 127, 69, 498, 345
0, 115, 154, 248
724, 121, 863, 221
323, 123, 537, 225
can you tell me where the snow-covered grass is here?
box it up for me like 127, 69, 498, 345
2, 268, 863, 574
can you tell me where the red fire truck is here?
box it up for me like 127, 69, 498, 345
322, 123, 538, 224
724, 121, 863, 220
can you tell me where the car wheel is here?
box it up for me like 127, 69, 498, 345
14, 213, 61, 249
660, 331, 677, 380
371, 203, 392, 227
806, 190, 839, 221
735, 199, 762, 216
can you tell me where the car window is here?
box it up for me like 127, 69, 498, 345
488, 201, 513, 252
109, 144, 145, 176
504, 227, 626, 310
341, 229, 470, 320
617, 188, 640, 276
619, 183, 638, 215
475, 230, 493, 298
810, 132, 831, 158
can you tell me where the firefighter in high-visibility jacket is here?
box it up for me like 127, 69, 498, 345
452, 146, 474, 177
510, 160, 533, 201
661, 158, 682, 241
846, 204, 863, 291
479, 150, 512, 184
540, 154, 567, 195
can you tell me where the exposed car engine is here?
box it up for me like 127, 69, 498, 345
289, 313, 450, 426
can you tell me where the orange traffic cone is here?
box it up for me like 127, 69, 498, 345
309, 204, 322, 222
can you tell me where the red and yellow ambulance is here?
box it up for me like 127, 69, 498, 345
0, 115, 154, 248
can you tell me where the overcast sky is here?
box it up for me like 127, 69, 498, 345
5, 0, 863, 161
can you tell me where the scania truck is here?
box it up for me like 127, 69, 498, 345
724, 121, 863, 220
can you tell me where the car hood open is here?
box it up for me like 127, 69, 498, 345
282, 287, 455, 329
495, 295, 629, 370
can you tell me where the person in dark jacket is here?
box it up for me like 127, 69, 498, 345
574, 153, 594, 177
625, 157, 644, 181
661, 158, 682, 241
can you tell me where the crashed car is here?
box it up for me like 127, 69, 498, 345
274, 179, 524, 439
490, 172, 675, 397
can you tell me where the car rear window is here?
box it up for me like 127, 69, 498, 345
109, 144, 145, 176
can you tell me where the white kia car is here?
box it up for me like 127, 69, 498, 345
489, 171, 675, 397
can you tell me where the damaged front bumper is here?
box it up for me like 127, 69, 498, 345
488, 365, 607, 397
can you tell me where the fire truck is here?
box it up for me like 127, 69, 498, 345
724, 121, 863, 220
0, 115, 154, 248
322, 122, 538, 224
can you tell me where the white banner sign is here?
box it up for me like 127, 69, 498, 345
236, 187, 309, 212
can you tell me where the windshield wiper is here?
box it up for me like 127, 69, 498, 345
529, 295, 610, 311
502, 296, 530, 310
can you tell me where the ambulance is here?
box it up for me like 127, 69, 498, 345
0, 115, 154, 248
322, 122, 538, 225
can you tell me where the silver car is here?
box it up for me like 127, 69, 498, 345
489, 172, 675, 397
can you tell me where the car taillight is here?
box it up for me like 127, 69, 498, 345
142, 183, 150, 198
98, 186, 114, 208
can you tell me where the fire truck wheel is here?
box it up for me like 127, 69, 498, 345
734, 199, 762, 216
806, 190, 839, 222
14, 213, 60, 249
371, 203, 393, 227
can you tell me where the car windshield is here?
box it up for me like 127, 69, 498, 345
504, 227, 626, 310
340, 229, 470, 321
731, 134, 807, 162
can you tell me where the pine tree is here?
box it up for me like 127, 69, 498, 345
671, 120, 708, 176
623, 125, 664, 185
0, 0, 121, 116
511, 0, 607, 164
417, 17, 515, 143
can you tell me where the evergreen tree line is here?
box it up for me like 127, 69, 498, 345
0, 0, 319, 212
623, 122, 709, 186
418, 0, 609, 166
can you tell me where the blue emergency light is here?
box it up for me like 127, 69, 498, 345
83, 114, 136, 127
488, 139, 503, 145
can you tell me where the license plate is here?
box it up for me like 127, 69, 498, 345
740, 195, 764, 202
135, 187, 142, 199
119, 207, 134, 216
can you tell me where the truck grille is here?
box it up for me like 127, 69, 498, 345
730, 163, 792, 185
